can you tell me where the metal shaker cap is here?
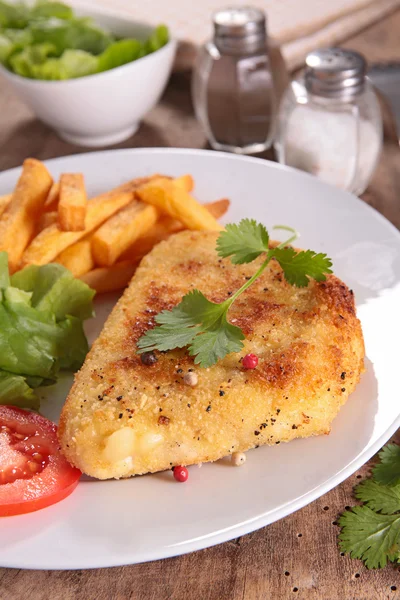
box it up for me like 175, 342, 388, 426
305, 48, 367, 100
213, 7, 266, 52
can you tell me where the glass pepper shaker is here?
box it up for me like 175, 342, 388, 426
192, 7, 278, 154
275, 48, 382, 196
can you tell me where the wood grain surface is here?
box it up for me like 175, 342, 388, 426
1, 10, 400, 600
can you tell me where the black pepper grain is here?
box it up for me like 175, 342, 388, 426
254, 430, 260, 436
292, 425, 298, 429
219, 390, 225, 397
341, 387, 346, 392
119, 413, 123, 419
176, 368, 183, 374
140, 351, 158, 366
116, 396, 123, 401
341, 372, 346, 380
206, 405, 211, 412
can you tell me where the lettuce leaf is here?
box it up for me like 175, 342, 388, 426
0, 255, 94, 409
31, 48, 98, 79
30, 1, 73, 21
144, 24, 169, 54
57, 315, 89, 370
0, 0, 169, 80
0, 371, 40, 410
97, 38, 141, 72
9, 41, 58, 77
11, 262, 95, 320
29, 16, 113, 55
0, 1, 29, 29
0, 28, 32, 64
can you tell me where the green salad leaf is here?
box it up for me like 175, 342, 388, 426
0, 251, 94, 409
30, 1, 73, 21
0, 1, 29, 29
9, 41, 57, 77
97, 39, 141, 73
29, 17, 112, 55
0, 0, 169, 80
0, 371, 40, 410
11, 262, 95, 320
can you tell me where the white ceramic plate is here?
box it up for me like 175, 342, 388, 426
0, 149, 399, 570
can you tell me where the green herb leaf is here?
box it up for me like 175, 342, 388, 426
339, 506, 400, 569
138, 289, 245, 367
271, 247, 333, 287
373, 444, 400, 487
137, 221, 333, 367
188, 317, 244, 368
216, 218, 269, 264
355, 479, 400, 515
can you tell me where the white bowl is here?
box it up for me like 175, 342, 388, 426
0, 9, 177, 147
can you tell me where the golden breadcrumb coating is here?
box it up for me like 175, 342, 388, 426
59, 231, 365, 479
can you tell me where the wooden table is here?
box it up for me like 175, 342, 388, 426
1, 11, 400, 600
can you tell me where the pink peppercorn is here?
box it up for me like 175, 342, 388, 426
242, 353, 259, 369
173, 465, 189, 483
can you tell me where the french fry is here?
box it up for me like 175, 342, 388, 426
58, 174, 87, 232
136, 178, 223, 231
55, 239, 94, 277
0, 193, 12, 218
0, 158, 53, 272
21, 176, 152, 267
80, 261, 137, 294
44, 182, 60, 211
84, 198, 230, 293
173, 174, 194, 192
205, 198, 230, 220
121, 198, 230, 263
91, 201, 158, 267
36, 211, 58, 233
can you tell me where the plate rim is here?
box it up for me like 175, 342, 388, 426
0, 147, 399, 570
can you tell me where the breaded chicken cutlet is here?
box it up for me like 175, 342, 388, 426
59, 230, 365, 479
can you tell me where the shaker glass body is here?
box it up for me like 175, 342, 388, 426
275, 77, 382, 195
192, 41, 277, 154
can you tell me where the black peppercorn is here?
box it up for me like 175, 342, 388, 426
140, 351, 158, 366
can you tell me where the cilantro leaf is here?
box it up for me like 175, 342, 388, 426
188, 317, 244, 368
339, 506, 400, 569
137, 289, 244, 367
373, 444, 400, 487
137, 220, 333, 367
216, 219, 269, 264
271, 248, 333, 287
355, 479, 400, 515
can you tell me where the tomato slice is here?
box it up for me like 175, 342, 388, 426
0, 406, 81, 517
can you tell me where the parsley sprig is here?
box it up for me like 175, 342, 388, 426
137, 219, 332, 368
339, 443, 400, 569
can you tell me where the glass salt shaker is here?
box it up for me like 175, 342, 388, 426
192, 7, 278, 154
275, 48, 382, 195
